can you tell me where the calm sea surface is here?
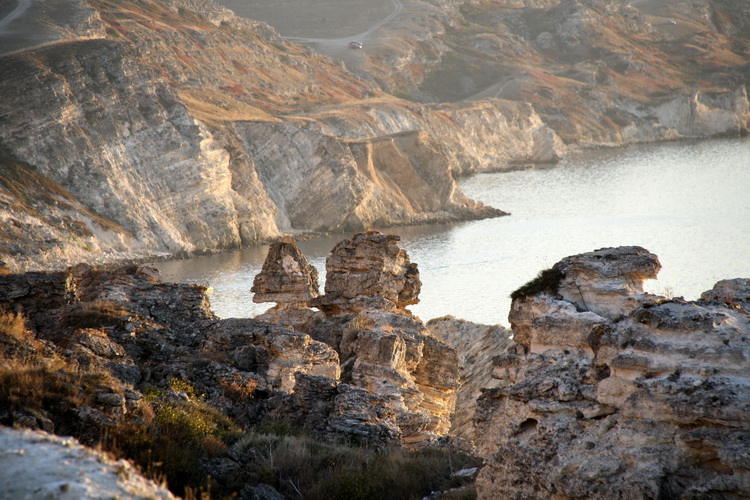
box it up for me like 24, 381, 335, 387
153, 138, 750, 326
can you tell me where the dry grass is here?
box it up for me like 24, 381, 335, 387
179, 89, 281, 128
231, 432, 482, 500
0, 309, 30, 341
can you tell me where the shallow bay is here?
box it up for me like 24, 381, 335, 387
154, 137, 750, 325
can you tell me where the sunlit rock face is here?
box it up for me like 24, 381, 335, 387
251, 239, 323, 332
312, 231, 421, 315
0, 428, 177, 500
427, 317, 513, 441
475, 247, 750, 500
253, 232, 460, 446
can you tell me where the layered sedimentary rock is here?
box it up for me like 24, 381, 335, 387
2, 0, 559, 273
0, 264, 340, 434
263, 373, 402, 449
253, 232, 460, 445
342, 0, 750, 145
474, 247, 750, 499
427, 317, 513, 441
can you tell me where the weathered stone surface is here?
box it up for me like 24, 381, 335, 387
701, 278, 750, 309
263, 373, 401, 448
475, 247, 750, 499
555, 246, 662, 320
204, 318, 340, 393
312, 231, 421, 315
250, 239, 324, 331
0, 427, 176, 500
251, 239, 320, 310
302, 231, 459, 445
0, 264, 340, 432
427, 316, 512, 441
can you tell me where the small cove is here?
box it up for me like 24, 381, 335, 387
153, 137, 750, 326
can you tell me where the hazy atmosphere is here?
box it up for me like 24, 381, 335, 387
1, 0, 749, 498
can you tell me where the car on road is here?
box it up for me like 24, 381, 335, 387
348, 41, 363, 49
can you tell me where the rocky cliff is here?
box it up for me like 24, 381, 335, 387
347, 0, 750, 145
253, 231, 461, 445
473, 246, 750, 499
0, 0, 566, 273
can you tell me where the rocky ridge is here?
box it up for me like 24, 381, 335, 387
348, 0, 750, 145
0, 230, 460, 460
0, 0, 564, 273
473, 246, 750, 499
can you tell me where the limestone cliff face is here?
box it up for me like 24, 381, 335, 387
343, 0, 750, 145
474, 247, 750, 499
1, 0, 564, 273
0, 37, 279, 270
427, 317, 513, 441
252, 232, 460, 446
305, 98, 566, 176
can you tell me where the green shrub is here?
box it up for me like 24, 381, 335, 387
109, 397, 241, 497
510, 267, 565, 301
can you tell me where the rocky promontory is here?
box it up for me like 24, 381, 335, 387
473, 246, 750, 499
2, 231, 750, 497
0, 0, 567, 273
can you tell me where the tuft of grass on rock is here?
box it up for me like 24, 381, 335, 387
510, 267, 565, 301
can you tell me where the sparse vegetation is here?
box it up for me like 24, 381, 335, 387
510, 267, 565, 301
229, 432, 482, 500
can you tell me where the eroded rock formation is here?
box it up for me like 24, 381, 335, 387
251, 239, 322, 331
427, 317, 513, 441
474, 247, 750, 499
0, 264, 340, 436
253, 231, 460, 445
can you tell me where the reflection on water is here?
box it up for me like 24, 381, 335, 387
153, 138, 750, 325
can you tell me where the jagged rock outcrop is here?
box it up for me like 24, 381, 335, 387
1, 0, 549, 273
0, 264, 340, 433
253, 232, 460, 445
251, 239, 323, 331
263, 373, 402, 448
427, 317, 512, 441
474, 247, 750, 499
309, 232, 459, 445
0, 427, 176, 500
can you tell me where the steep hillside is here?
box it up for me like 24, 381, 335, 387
0, 0, 561, 271
336, 0, 750, 144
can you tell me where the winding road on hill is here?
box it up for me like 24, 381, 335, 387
0, 0, 31, 32
285, 0, 402, 55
